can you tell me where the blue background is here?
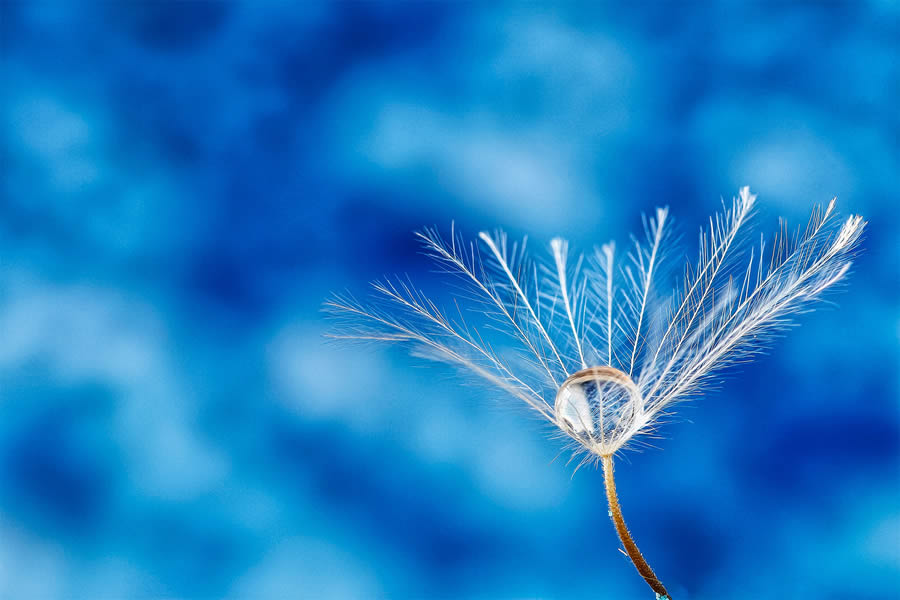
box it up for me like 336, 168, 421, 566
1, 2, 898, 598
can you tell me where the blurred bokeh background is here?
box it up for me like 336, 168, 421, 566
1, 1, 898, 598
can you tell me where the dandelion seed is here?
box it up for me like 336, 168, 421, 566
324, 187, 866, 597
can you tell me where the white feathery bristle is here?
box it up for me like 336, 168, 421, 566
326, 188, 865, 459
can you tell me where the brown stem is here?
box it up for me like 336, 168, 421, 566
601, 454, 670, 599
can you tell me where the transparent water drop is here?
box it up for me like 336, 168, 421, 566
553, 366, 642, 448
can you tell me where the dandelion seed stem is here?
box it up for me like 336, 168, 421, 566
601, 454, 670, 599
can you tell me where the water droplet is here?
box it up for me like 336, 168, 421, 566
553, 366, 642, 449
